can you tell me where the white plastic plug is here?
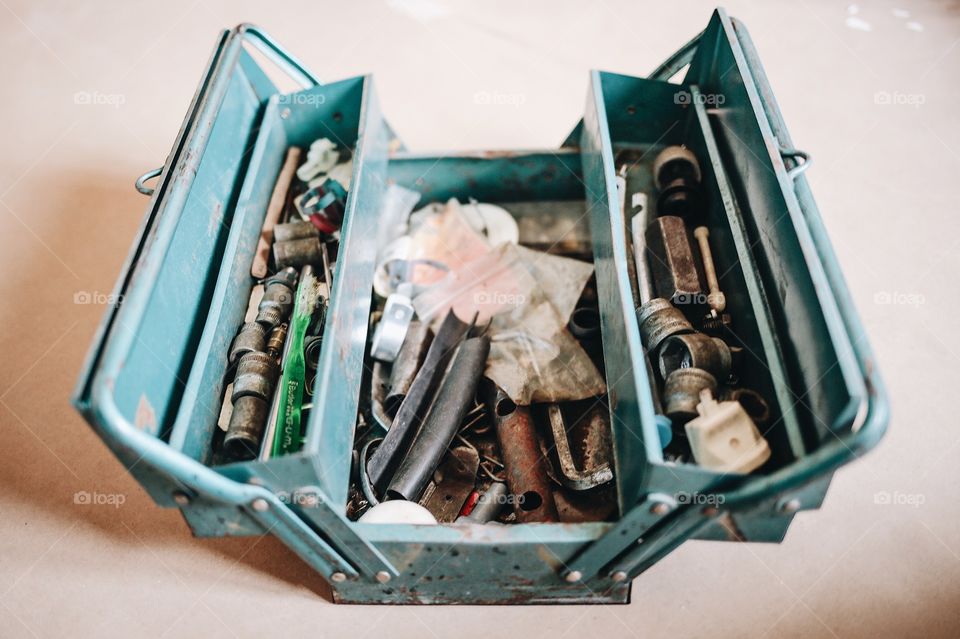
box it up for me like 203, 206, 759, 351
296, 138, 340, 183
685, 389, 771, 473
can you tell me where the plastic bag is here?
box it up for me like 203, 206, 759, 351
413, 240, 605, 404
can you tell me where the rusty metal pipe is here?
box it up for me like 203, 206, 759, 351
483, 386, 559, 523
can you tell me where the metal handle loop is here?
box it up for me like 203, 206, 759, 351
134, 167, 163, 196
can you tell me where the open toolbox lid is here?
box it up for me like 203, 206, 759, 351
561, 8, 888, 581
70, 11, 889, 594
71, 24, 400, 582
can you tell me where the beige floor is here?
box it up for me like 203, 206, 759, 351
1, 0, 957, 637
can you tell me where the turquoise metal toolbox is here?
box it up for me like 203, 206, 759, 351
72, 9, 888, 605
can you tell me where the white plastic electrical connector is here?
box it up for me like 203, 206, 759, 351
685, 389, 771, 474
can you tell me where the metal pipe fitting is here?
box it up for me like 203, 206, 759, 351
223, 395, 269, 460
232, 351, 278, 401
274, 237, 324, 270
457, 482, 508, 524
569, 307, 601, 340
658, 333, 732, 380
484, 386, 559, 523
228, 321, 266, 366
255, 267, 298, 328
637, 298, 694, 354
663, 367, 717, 423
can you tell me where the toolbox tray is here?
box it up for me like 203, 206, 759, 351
72, 12, 888, 604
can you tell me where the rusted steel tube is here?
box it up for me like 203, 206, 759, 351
483, 386, 559, 523
386, 336, 490, 502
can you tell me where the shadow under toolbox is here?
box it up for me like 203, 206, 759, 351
72, 10, 888, 605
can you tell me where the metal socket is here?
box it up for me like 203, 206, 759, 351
274, 237, 324, 270
232, 351, 278, 401
569, 307, 601, 340
273, 221, 319, 243
223, 395, 268, 460
228, 322, 266, 366
644, 215, 706, 309
663, 367, 717, 423
637, 298, 694, 353
255, 267, 297, 328
658, 333, 732, 380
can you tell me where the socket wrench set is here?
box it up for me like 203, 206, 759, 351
73, 11, 887, 604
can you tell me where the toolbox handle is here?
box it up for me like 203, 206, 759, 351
779, 146, 812, 180
134, 167, 163, 196
236, 23, 321, 89
649, 30, 702, 82
133, 24, 321, 197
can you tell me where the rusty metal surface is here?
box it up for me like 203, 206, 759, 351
546, 404, 613, 491
644, 215, 706, 311
420, 446, 481, 523
484, 386, 559, 523
336, 523, 628, 604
